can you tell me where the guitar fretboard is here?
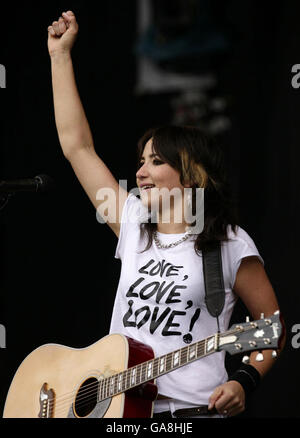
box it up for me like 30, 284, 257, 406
97, 334, 218, 402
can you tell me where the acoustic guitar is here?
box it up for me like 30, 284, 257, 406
3, 311, 282, 418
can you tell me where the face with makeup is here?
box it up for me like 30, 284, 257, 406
136, 138, 187, 223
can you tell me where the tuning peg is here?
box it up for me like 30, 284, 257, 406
255, 351, 264, 362
260, 313, 265, 319
242, 355, 250, 364
272, 350, 278, 359
246, 316, 250, 322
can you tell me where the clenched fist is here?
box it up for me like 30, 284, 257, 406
47, 11, 79, 56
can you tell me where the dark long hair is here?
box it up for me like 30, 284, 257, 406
137, 125, 239, 254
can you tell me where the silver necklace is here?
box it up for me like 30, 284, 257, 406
153, 229, 192, 249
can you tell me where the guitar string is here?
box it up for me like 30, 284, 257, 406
49, 325, 251, 417
47, 326, 247, 416
54, 335, 269, 416
51, 347, 207, 417
47, 327, 245, 416
51, 342, 205, 411
50, 347, 205, 416
48, 337, 210, 416
56, 316, 278, 416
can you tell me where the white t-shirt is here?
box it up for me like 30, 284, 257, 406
109, 193, 264, 406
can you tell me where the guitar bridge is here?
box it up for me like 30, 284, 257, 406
39, 383, 55, 418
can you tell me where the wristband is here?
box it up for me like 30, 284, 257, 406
228, 363, 261, 396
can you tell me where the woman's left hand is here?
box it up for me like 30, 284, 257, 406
208, 381, 245, 417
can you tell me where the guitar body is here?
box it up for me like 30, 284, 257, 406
3, 334, 156, 418
3, 312, 282, 419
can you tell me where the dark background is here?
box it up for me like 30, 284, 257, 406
0, 0, 299, 419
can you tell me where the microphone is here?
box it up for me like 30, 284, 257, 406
0, 174, 55, 194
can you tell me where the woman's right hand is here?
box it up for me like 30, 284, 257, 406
47, 11, 79, 57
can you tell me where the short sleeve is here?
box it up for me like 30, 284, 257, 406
114, 193, 148, 260
224, 226, 264, 289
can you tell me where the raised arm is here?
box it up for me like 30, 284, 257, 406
47, 11, 128, 237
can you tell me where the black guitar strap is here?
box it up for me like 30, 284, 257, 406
202, 242, 225, 330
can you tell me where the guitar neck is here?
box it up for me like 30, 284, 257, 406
97, 333, 221, 402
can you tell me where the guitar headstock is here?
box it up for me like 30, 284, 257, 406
219, 311, 282, 360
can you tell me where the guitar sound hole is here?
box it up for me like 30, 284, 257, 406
74, 377, 98, 418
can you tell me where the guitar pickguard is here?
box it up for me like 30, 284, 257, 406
67, 367, 118, 418
67, 397, 112, 418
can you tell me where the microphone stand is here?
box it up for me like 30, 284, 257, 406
0, 174, 55, 212
0, 193, 14, 212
